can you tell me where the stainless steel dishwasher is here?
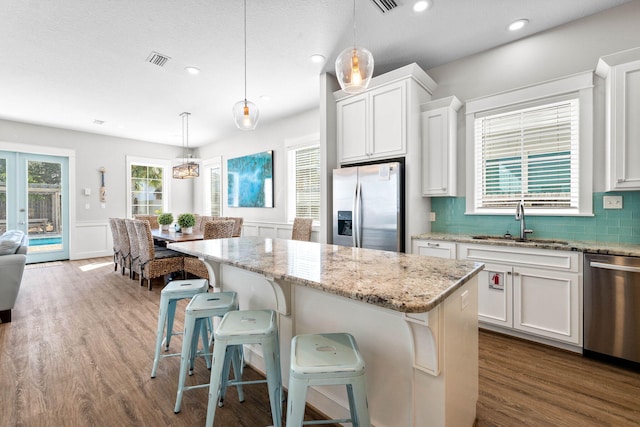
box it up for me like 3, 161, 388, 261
584, 253, 640, 363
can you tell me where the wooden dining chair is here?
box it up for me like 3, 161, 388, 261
134, 220, 185, 291
291, 218, 313, 242
183, 220, 235, 282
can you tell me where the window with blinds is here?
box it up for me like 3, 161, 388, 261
474, 98, 579, 211
209, 165, 221, 217
290, 145, 320, 221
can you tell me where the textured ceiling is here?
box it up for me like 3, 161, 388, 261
0, 0, 634, 147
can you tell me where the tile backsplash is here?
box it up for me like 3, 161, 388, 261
430, 192, 640, 244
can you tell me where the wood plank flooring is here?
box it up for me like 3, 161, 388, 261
1, 257, 639, 426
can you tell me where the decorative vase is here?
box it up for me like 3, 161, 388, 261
161, 224, 170, 231
182, 226, 193, 234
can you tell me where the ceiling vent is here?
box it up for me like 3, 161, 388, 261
93, 119, 104, 125
370, 0, 398, 13
146, 51, 171, 67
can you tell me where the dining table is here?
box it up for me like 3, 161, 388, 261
151, 229, 204, 243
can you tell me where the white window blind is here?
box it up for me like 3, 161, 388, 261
293, 146, 320, 221
474, 99, 579, 211
209, 165, 221, 217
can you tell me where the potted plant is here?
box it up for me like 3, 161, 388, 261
157, 213, 174, 231
177, 213, 196, 234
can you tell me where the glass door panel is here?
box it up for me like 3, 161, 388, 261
1, 151, 69, 263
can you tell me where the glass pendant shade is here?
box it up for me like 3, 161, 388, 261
335, 46, 374, 94
232, 99, 259, 130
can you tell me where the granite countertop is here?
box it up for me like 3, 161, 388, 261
413, 232, 640, 257
168, 237, 484, 313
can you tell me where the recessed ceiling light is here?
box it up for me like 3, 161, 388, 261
508, 19, 529, 31
185, 66, 200, 75
310, 54, 325, 64
93, 119, 104, 125
413, 0, 432, 13
260, 95, 271, 101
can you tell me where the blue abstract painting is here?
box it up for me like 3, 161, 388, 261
227, 151, 273, 207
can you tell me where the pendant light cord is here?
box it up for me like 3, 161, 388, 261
243, 0, 247, 104
352, 0, 357, 48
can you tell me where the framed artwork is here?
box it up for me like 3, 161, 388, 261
227, 150, 274, 208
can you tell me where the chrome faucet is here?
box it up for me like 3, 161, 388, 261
515, 202, 534, 241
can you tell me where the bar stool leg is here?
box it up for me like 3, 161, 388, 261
285, 379, 308, 427
165, 299, 178, 350
263, 337, 283, 427
199, 318, 212, 369
150, 295, 170, 378
174, 311, 198, 414
205, 340, 228, 427
351, 376, 370, 427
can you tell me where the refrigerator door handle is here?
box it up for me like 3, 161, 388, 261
352, 183, 358, 247
355, 182, 362, 248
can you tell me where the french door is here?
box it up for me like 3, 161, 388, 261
0, 151, 69, 263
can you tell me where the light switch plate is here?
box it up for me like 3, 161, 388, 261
603, 195, 623, 209
429, 212, 436, 222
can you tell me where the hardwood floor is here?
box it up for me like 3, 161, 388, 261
1, 257, 639, 426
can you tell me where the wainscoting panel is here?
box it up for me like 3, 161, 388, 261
241, 221, 318, 242
72, 220, 112, 260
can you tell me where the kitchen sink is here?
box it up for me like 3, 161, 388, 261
471, 235, 569, 245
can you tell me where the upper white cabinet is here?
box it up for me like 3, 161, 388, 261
420, 96, 462, 197
596, 47, 640, 191
335, 64, 436, 165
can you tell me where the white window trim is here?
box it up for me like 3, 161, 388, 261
201, 156, 222, 216
126, 156, 171, 218
465, 71, 594, 216
285, 133, 320, 224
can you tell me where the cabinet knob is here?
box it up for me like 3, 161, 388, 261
513, 272, 520, 277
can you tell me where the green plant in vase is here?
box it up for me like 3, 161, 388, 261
157, 213, 174, 230
177, 213, 196, 234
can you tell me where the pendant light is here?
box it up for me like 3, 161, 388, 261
172, 112, 200, 179
232, 0, 259, 130
335, 0, 374, 94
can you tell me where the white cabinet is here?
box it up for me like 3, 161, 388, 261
458, 243, 582, 346
337, 80, 407, 163
412, 239, 456, 259
596, 47, 640, 191
421, 96, 462, 197
335, 64, 437, 166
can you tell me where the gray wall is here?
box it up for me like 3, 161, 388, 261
0, 118, 191, 220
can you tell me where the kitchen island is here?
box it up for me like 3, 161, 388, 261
168, 237, 483, 427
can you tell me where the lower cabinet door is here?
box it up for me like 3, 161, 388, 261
512, 267, 580, 344
477, 262, 512, 328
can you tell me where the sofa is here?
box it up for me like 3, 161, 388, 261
0, 230, 28, 323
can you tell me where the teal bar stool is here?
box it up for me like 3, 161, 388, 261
285, 333, 370, 427
205, 309, 283, 427
150, 278, 209, 378
174, 291, 241, 414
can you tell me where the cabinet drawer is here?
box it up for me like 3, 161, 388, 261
412, 240, 456, 259
458, 243, 581, 273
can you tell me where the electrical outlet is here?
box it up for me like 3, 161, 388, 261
429, 212, 436, 222
603, 195, 623, 209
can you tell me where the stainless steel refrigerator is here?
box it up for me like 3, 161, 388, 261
332, 161, 404, 252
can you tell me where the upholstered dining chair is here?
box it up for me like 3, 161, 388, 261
114, 218, 131, 276
133, 220, 184, 291
108, 218, 121, 272
291, 218, 313, 242
183, 220, 235, 282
